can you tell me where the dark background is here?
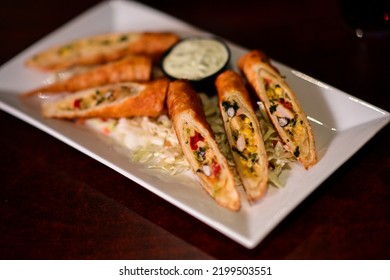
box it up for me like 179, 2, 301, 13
0, 0, 389, 259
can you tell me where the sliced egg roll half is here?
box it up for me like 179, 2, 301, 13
238, 50, 317, 169
167, 80, 240, 211
215, 70, 268, 202
42, 78, 169, 119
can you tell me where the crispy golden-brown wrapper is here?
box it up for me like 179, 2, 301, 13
216, 70, 269, 201
23, 55, 153, 97
167, 80, 240, 211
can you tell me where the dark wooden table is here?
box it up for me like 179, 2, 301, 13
1, 0, 389, 259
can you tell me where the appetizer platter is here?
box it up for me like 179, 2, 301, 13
0, 0, 389, 249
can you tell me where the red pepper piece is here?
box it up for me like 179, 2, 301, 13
74, 98, 82, 109
190, 132, 204, 150
279, 98, 293, 110
211, 161, 221, 177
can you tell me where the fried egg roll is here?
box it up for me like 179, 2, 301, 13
26, 32, 179, 72
23, 55, 153, 97
42, 78, 169, 119
167, 80, 240, 211
238, 50, 317, 169
216, 70, 269, 201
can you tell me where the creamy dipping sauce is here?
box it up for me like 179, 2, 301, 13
162, 37, 229, 81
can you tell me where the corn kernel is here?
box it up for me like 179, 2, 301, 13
247, 146, 257, 153
242, 128, 252, 137
275, 86, 283, 96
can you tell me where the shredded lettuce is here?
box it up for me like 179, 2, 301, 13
86, 115, 191, 176
85, 94, 295, 187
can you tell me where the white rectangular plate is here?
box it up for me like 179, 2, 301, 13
0, 0, 389, 249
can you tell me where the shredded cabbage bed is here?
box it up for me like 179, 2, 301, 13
84, 93, 295, 187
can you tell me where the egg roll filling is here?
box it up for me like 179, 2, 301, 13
221, 98, 260, 177
56, 84, 144, 111
183, 123, 222, 181
260, 70, 309, 158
